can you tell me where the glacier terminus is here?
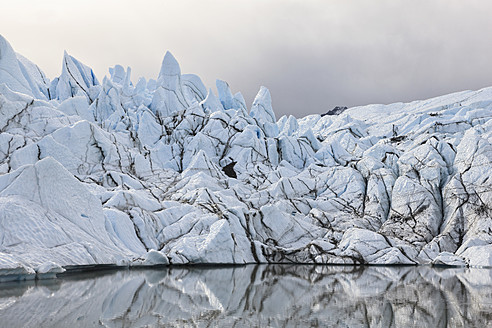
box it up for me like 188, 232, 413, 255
0, 35, 491, 279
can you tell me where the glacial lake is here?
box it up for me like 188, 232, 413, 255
0, 265, 491, 327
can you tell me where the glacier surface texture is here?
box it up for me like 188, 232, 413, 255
0, 35, 491, 276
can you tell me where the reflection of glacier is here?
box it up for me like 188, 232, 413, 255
1, 266, 492, 327
1, 33, 492, 274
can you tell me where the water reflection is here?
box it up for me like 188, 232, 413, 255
1, 265, 492, 327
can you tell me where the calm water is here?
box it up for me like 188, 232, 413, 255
0, 265, 491, 327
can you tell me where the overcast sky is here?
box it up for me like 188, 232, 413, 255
2, 0, 492, 118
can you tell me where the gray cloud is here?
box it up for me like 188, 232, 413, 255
2, 0, 492, 117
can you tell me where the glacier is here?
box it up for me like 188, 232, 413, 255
0, 34, 491, 278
